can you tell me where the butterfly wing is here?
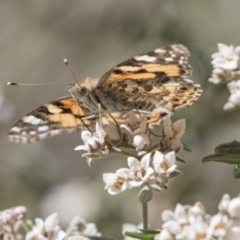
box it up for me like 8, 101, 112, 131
95, 44, 202, 121
8, 97, 96, 143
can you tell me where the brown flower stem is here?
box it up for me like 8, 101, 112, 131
111, 147, 140, 159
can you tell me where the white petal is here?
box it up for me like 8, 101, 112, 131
116, 168, 132, 179
153, 151, 164, 172
55, 230, 66, 240
166, 165, 177, 174
163, 126, 173, 138
45, 213, 59, 228
128, 157, 139, 168
103, 173, 116, 185
81, 131, 92, 142
218, 194, 230, 212
157, 229, 175, 240
74, 145, 88, 151
173, 119, 185, 134
143, 167, 154, 180
108, 186, 122, 195
228, 197, 240, 217
163, 116, 172, 127
133, 134, 150, 150
165, 152, 176, 166
141, 153, 152, 167
35, 218, 44, 231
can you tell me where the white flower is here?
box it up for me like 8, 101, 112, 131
228, 196, 240, 218
161, 117, 185, 152
103, 153, 155, 194
219, 194, 231, 213
133, 133, 150, 151
209, 44, 240, 84
155, 229, 174, 240
212, 43, 240, 70
153, 151, 177, 176
75, 121, 107, 153
103, 168, 132, 195
127, 153, 154, 188
102, 119, 122, 146
224, 80, 240, 110
207, 213, 231, 239
218, 194, 240, 218
66, 215, 101, 238
121, 113, 150, 150
26, 213, 65, 240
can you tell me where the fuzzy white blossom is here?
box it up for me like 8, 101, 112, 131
127, 153, 154, 188
103, 168, 132, 195
26, 213, 65, 240
153, 151, 177, 177
66, 215, 101, 237
224, 80, 240, 110
209, 43, 240, 84
121, 113, 150, 150
156, 195, 240, 240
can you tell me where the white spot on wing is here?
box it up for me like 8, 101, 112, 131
30, 131, 36, 135
49, 129, 61, 136
184, 79, 194, 83
39, 133, 48, 139
38, 126, 49, 132
165, 57, 173, 62
47, 104, 62, 113
11, 126, 20, 133
155, 49, 166, 54
23, 115, 43, 125
134, 55, 157, 62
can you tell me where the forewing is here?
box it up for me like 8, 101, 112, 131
96, 44, 192, 87
96, 44, 202, 114
8, 97, 95, 143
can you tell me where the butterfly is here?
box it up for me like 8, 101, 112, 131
8, 44, 202, 143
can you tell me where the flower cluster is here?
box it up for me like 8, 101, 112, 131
75, 114, 186, 195
209, 43, 240, 84
156, 194, 240, 240
103, 151, 178, 195
209, 43, 240, 110
0, 206, 27, 239
0, 207, 101, 240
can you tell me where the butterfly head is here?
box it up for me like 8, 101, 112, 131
67, 79, 99, 111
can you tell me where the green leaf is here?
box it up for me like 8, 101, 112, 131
201, 141, 240, 165
138, 186, 153, 204
201, 153, 240, 164
150, 184, 162, 192
123, 228, 160, 240
183, 143, 192, 152
233, 165, 240, 179
169, 170, 182, 179
214, 141, 240, 154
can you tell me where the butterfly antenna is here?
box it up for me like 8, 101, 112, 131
63, 59, 79, 85
80, 119, 92, 133
7, 82, 70, 86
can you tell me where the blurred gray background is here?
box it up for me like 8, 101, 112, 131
1, 0, 240, 237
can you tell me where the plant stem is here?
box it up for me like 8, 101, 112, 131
111, 147, 140, 159
142, 202, 148, 230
